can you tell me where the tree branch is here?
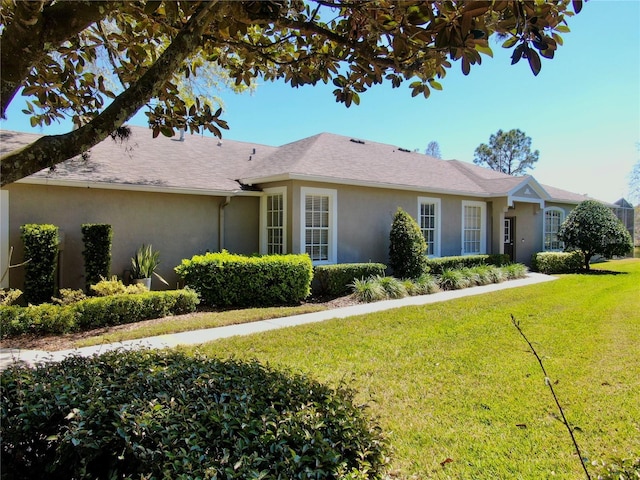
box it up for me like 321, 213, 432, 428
0, 1, 121, 118
1, 1, 222, 187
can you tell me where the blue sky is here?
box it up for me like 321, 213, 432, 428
2, 0, 638, 202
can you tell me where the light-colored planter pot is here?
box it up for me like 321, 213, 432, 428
134, 278, 152, 290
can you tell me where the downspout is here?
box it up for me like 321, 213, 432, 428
218, 196, 231, 251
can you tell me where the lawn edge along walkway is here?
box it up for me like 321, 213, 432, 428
0, 273, 556, 371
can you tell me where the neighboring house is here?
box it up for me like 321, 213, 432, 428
1, 127, 592, 290
612, 198, 635, 243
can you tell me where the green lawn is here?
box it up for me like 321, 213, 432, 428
187, 259, 640, 479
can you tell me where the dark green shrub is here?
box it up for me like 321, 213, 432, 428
0, 289, 199, 339
425, 254, 511, 275
1, 350, 388, 479
314, 263, 386, 296
20, 224, 59, 304
531, 251, 584, 274
81, 224, 113, 291
388, 208, 427, 279
175, 251, 313, 307
558, 199, 633, 270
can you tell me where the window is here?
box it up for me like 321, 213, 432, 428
418, 197, 441, 257
260, 187, 286, 255
462, 201, 486, 255
543, 207, 564, 251
300, 187, 337, 264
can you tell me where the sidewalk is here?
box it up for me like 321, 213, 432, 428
1, 273, 556, 371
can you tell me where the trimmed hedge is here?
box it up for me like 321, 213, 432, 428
175, 251, 313, 307
425, 254, 511, 275
0, 289, 198, 339
314, 263, 387, 296
531, 251, 585, 274
1, 350, 388, 479
20, 224, 59, 304
81, 224, 113, 291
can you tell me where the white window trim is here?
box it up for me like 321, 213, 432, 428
418, 196, 441, 257
461, 200, 487, 255
543, 207, 565, 251
260, 187, 287, 255
300, 187, 337, 265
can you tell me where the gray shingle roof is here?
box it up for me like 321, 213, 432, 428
1, 127, 275, 194
2, 128, 592, 203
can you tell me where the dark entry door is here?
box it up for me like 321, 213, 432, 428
504, 217, 516, 262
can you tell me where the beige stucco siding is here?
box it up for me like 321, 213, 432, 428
4, 184, 258, 291
286, 181, 493, 265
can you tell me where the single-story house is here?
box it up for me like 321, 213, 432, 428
1, 126, 592, 290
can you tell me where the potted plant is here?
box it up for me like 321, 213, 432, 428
130, 244, 169, 289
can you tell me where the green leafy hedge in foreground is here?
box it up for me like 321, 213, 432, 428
0, 289, 198, 339
1, 350, 388, 480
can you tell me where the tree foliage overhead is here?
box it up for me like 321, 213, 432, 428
473, 128, 540, 175
558, 200, 633, 270
0, 0, 583, 186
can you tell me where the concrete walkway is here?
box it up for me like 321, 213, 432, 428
0, 273, 556, 371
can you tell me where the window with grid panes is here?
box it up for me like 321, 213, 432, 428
418, 198, 440, 256
265, 193, 284, 254
304, 194, 330, 261
462, 201, 485, 254
544, 208, 564, 251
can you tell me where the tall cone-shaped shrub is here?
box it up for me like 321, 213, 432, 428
389, 207, 427, 279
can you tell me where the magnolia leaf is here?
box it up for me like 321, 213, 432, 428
555, 25, 571, 33
461, 57, 470, 75
572, 0, 583, 14
476, 44, 493, 58
428, 79, 443, 90
502, 36, 519, 48
527, 49, 541, 76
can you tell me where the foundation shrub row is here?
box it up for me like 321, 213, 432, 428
0, 289, 198, 339
313, 263, 387, 296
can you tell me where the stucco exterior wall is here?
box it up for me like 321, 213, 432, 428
286, 181, 492, 265
4, 184, 258, 291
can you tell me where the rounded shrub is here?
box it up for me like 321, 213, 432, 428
388, 208, 427, 279
1, 350, 388, 480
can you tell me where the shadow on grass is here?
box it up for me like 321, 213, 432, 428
581, 269, 628, 276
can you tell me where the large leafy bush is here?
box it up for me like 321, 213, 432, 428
175, 251, 313, 307
20, 224, 59, 304
388, 208, 427, 279
1, 350, 388, 479
558, 200, 633, 270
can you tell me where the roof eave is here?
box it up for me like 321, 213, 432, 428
15, 177, 261, 197
245, 173, 492, 198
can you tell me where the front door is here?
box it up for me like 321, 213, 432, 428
504, 217, 516, 262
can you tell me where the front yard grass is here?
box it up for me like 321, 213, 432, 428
186, 259, 640, 479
